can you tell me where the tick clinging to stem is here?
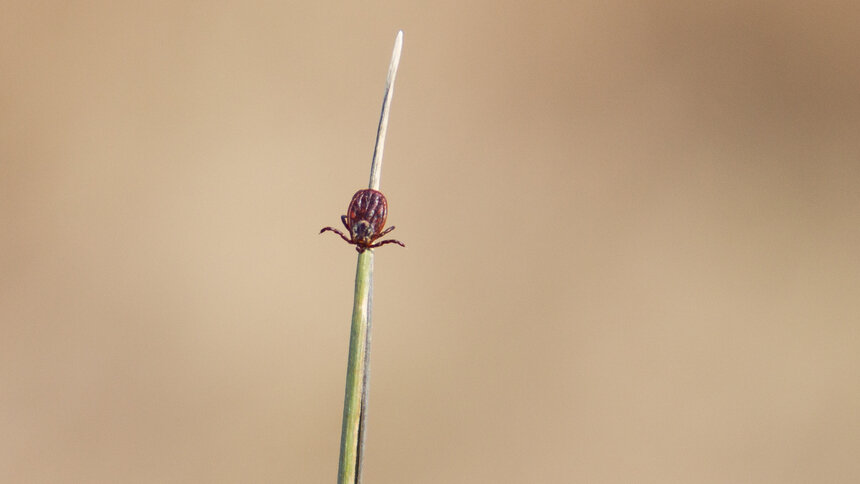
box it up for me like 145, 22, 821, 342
320, 188, 405, 253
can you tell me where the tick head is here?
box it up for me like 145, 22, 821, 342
351, 220, 375, 244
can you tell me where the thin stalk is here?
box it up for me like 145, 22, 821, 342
337, 251, 372, 484
368, 30, 403, 191
337, 30, 403, 484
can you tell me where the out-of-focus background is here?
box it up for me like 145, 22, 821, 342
2, 2, 858, 483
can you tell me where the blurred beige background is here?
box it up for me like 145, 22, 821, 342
2, 1, 859, 483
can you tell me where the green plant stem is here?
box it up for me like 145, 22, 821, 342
336, 30, 402, 484
337, 251, 373, 484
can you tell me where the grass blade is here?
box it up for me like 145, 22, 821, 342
337, 30, 404, 484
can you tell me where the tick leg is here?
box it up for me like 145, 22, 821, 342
368, 239, 405, 249
369, 225, 396, 243
341, 215, 350, 231
320, 227, 352, 244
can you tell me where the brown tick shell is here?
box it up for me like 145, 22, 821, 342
347, 189, 388, 238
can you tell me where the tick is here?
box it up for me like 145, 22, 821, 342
320, 189, 406, 253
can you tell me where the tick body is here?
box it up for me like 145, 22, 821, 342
320, 189, 406, 253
